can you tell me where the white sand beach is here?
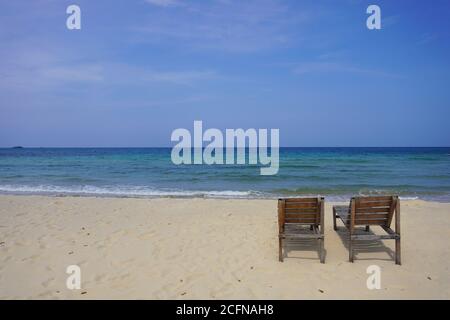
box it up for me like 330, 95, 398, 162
0, 195, 449, 299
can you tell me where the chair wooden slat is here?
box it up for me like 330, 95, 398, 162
356, 200, 392, 208
357, 196, 392, 202
285, 213, 317, 219
285, 197, 318, 203
355, 207, 390, 213
354, 213, 389, 219
285, 218, 317, 224
285, 207, 318, 213
285, 202, 318, 209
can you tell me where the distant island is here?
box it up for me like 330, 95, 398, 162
12, 146, 23, 149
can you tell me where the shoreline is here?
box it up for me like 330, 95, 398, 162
0, 191, 443, 202
1, 194, 449, 299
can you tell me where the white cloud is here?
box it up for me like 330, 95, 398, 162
40, 65, 104, 82
145, 0, 180, 7
0, 48, 216, 92
0, 31, 219, 92
137, 0, 310, 52
141, 70, 216, 84
293, 62, 402, 78
417, 33, 437, 45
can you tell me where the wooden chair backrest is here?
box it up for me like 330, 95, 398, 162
278, 197, 323, 229
350, 196, 398, 227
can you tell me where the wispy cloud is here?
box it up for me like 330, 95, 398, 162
417, 33, 438, 45
138, 0, 311, 52
145, 0, 180, 7
141, 70, 216, 85
293, 62, 402, 78
40, 65, 104, 83
0, 47, 217, 92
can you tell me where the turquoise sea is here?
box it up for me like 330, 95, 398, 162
0, 148, 449, 201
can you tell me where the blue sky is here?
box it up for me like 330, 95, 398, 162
0, 0, 449, 147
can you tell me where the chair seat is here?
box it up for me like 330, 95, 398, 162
280, 223, 323, 239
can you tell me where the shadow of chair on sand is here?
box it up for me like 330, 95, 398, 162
282, 226, 327, 262
335, 226, 395, 262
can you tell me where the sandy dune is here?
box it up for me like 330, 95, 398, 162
0, 195, 448, 299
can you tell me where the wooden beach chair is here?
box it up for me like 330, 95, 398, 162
278, 197, 325, 263
333, 196, 401, 264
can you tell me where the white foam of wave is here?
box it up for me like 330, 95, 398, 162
358, 190, 420, 201
399, 196, 419, 200
0, 185, 443, 201
0, 184, 256, 198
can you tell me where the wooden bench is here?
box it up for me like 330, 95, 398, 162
278, 197, 325, 263
333, 196, 401, 264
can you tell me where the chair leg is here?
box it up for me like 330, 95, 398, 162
395, 238, 401, 265
349, 234, 354, 262
319, 238, 325, 263
333, 208, 337, 231
279, 237, 283, 262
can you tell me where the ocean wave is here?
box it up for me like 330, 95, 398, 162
398, 196, 419, 200
0, 184, 259, 199
0, 184, 449, 201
